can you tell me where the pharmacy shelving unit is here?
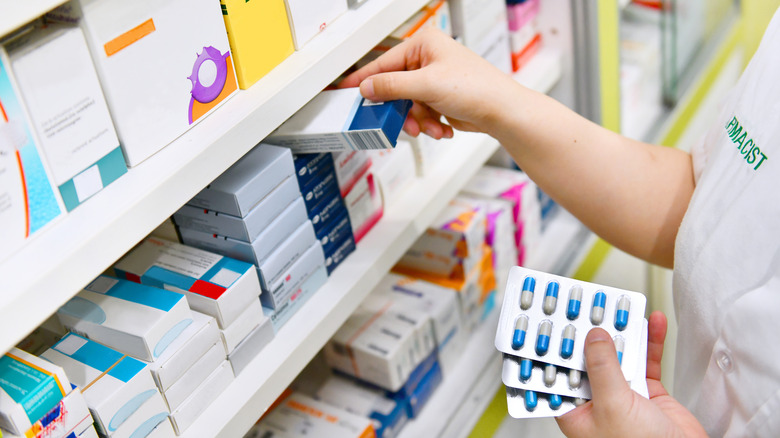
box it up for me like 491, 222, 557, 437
0, 0, 435, 355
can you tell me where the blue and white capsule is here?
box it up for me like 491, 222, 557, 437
614, 336, 625, 364
549, 394, 563, 410
520, 276, 536, 310
567, 285, 583, 320
519, 359, 533, 382
590, 291, 607, 325
543, 281, 560, 315
512, 315, 529, 350
568, 369, 582, 389
535, 320, 553, 356
543, 363, 557, 387
560, 324, 576, 359
614, 295, 631, 331
574, 398, 587, 407
524, 390, 538, 411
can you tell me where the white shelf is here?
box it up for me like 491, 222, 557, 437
0, 0, 432, 355
181, 132, 501, 438
399, 311, 502, 438
0, 0, 67, 38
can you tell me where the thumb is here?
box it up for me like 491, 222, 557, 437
584, 328, 631, 403
360, 70, 433, 103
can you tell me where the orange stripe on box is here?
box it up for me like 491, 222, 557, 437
7, 353, 66, 396
104, 19, 155, 57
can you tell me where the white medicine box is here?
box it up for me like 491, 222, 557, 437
284, 0, 348, 49
7, 24, 126, 211
48, 0, 238, 167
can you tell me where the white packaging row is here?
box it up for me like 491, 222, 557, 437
495, 267, 646, 380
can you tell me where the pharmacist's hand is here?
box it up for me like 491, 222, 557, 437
556, 312, 707, 438
340, 27, 519, 139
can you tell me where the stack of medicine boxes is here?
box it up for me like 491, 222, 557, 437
324, 279, 443, 421
172, 143, 327, 331
1, 347, 97, 438
393, 196, 497, 333
46, 274, 210, 437
112, 238, 272, 381
292, 153, 355, 275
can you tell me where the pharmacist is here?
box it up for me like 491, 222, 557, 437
341, 8, 780, 438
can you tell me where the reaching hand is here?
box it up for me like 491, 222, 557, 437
340, 27, 522, 140
555, 311, 707, 438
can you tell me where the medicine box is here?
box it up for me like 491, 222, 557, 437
220, 0, 294, 89
113, 237, 260, 330
299, 168, 340, 213
344, 172, 383, 244
47, 0, 238, 167
394, 358, 442, 418
283, 0, 348, 49
309, 193, 349, 237
160, 341, 223, 412
40, 334, 158, 437
0, 348, 71, 435
220, 298, 264, 355
57, 276, 193, 362
266, 88, 412, 153
108, 392, 170, 438
188, 144, 295, 218
263, 242, 325, 310
173, 175, 301, 242
449, 0, 512, 73
293, 152, 336, 192
325, 307, 420, 392
332, 150, 372, 197
227, 316, 275, 376
258, 393, 375, 438
7, 384, 91, 438
324, 232, 356, 275
169, 361, 233, 434
0, 49, 63, 264
314, 375, 408, 438
366, 141, 416, 207
263, 264, 328, 332
178, 198, 308, 270
144, 311, 220, 393
258, 221, 317, 290
8, 24, 126, 212
376, 274, 466, 375
319, 212, 353, 256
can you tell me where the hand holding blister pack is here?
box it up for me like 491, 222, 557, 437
495, 266, 650, 418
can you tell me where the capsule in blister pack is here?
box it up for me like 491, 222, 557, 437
495, 266, 647, 380
506, 387, 581, 418
502, 355, 592, 399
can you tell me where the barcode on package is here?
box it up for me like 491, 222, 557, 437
346, 129, 391, 150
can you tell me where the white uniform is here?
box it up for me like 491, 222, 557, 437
673, 8, 780, 437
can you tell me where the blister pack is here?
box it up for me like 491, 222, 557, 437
502, 355, 592, 399
495, 267, 647, 380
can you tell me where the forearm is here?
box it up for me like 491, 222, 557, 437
486, 85, 694, 268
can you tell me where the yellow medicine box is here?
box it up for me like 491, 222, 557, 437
220, 0, 295, 89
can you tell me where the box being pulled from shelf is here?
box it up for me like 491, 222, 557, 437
314, 375, 408, 438
7, 24, 127, 212
283, 0, 348, 49
0, 48, 64, 265
46, 0, 238, 167
0, 348, 71, 436
220, 0, 294, 89
187, 144, 295, 218
57, 275, 193, 362
251, 392, 375, 438
266, 88, 412, 153
169, 360, 234, 435
40, 333, 159, 437
113, 237, 260, 330
143, 311, 220, 393
173, 175, 301, 243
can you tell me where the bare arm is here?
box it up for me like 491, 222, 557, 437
342, 28, 694, 268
